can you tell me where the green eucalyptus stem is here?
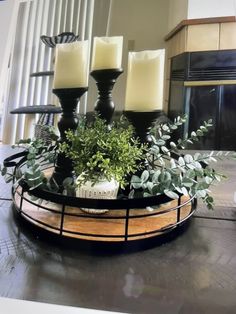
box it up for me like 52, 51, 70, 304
130, 114, 232, 209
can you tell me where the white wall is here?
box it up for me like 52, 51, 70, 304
108, 0, 169, 51
168, 0, 188, 31
188, 0, 236, 19
91, 0, 170, 111
168, 0, 236, 30
0, 0, 15, 76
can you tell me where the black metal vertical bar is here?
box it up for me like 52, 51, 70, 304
216, 85, 222, 150
60, 204, 66, 236
124, 208, 130, 241
19, 188, 24, 214
12, 166, 17, 197
177, 197, 181, 223
184, 86, 191, 138
192, 197, 197, 211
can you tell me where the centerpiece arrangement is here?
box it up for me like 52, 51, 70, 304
2, 111, 227, 211
60, 115, 144, 213
1, 34, 234, 243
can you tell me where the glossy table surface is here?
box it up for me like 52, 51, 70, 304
0, 146, 236, 314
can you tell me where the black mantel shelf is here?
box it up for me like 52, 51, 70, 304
30, 71, 54, 77
10, 105, 62, 114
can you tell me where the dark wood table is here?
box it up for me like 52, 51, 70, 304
0, 145, 236, 314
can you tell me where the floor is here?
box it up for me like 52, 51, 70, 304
0, 145, 236, 314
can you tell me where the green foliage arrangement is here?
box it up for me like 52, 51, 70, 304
1, 113, 234, 210
0, 125, 60, 192
130, 115, 233, 209
60, 116, 145, 189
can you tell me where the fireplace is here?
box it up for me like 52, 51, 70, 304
168, 49, 236, 150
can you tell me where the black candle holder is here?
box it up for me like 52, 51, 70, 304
90, 68, 123, 125
52, 87, 88, 185
124, 110, 163, 145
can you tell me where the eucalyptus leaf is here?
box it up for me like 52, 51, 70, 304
1, 167, 7, 176
152, 184, 160, 195
147, 181, 154, 193
205, 176, 213, 184
182, 178, 194, 187
15, 168, 23, 179
128, 189, 135, 199
63, 177, 74, 186
156, 139, 166, 146
184, 154, 193, 163
141, 170, 149, 182
186, 163, 196, 170
5, 175, 13, 183
164, 190, 179, 199
162, 125, 169, 131
196, 182, 209, 190
164, 172, 171, 181
161, 146, 169, 154
131, 175, 142, 184
214, 174, 222, 182
181, 186, 189, 196
196, 130, 204, 136
152, 170, 161, 183
209, 156, 217, 162
143, 192, 152, 197
193, 161, 202, 169
174, 185, 184, 194
162, 135, 171, 140
131, 182, 142, 189
178, 157, 185, 166
196, 190, 207, 198
186, 169, 195, 178
170, 159, 176, 169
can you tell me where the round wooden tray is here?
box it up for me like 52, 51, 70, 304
13, 186, 194, 242
5, 152, 196, 244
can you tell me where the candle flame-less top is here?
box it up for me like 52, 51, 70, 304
91, 36, 123, 70
125, 49, 165, 111
53, 41, 89, 89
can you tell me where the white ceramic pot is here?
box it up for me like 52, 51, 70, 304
76, 177, 119, 214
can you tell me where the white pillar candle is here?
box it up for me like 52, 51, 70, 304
125, 49, 165, 111
91, 36, 123, 70
53, 41, 89, 89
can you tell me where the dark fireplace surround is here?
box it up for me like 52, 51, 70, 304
168, 49, 236, 150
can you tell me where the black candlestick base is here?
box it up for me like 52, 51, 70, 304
52, 87, 88, 186
124, 110, 163, 145
90, 68, 123, 125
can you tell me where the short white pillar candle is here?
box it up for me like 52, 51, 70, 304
91, 36, 123, 71
125, 49, 165, 111
53, 40, 89, 89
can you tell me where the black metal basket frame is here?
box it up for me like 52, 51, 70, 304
4, 151, 197, 242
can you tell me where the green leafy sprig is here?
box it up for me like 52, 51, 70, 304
0, 125, 59, 192
131, 116, 232, 209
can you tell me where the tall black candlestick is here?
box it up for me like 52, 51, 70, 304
124, 110, 163, 145
52, 87, 88, 185
90, 68, 123, 125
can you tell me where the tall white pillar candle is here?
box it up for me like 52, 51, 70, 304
53, 41, 89, 89
125, 49, 165, 111
91, 36, 123, 70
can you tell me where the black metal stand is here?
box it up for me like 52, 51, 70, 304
52, 87, 88, 185
124, 110, 163, 145
90, 68, 123, 125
